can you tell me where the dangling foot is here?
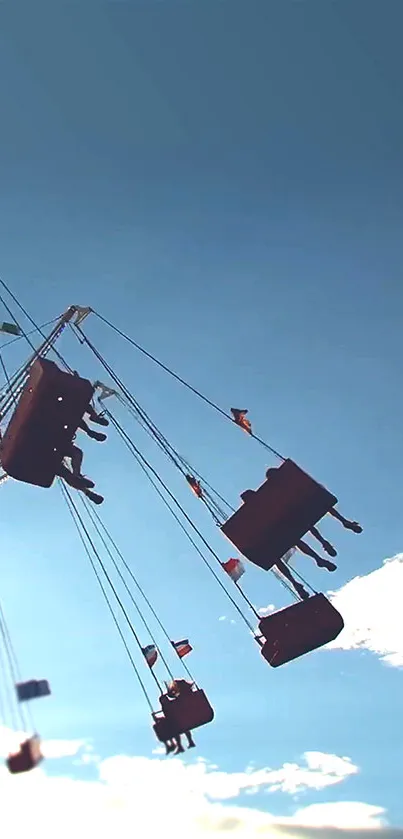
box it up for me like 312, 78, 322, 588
322, 540, 337, 558
316, 559, 337, 572
296, 583, 310, 600
346, 521, 363, 534
165, 742, 175, 755
75, 475, 95, 489
87, 430, 107, 442
83, 489, 104, 505
187, 741, 196, 749
174, 745, 185, 754
93, 415, 109, 427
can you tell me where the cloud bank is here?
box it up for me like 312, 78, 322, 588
258, 554, 403, 668
328, 554, 403, 666
0, 731, 395, 839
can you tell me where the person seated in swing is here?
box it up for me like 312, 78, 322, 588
57, 440, 104, 505
80, 401, 109, 437
56, 389, 108, 503
239, 467, 363, 600
240, 486, 337, 574
265, 467, 363, 556
161, 680, 196, 754
72, 372, 109, 441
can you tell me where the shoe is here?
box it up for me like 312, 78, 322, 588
324, 560, 337, 572
296, 584, 309, 600
174, 746, 185, 754
94, 415, 109, 427
75, 475, 95, 489
317, 559, 337, 572
347, 521, 363, 534
187, 742, 196, 749
322, 540, 337, 557
89, 430, 107, 442
84, 489, 104, 505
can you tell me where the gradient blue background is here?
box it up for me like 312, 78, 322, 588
0, 0, 402, 825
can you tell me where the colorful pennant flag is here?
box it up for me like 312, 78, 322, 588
0, 321, 21, 336
142, 644, 158, 668
16, 679, 51, 702
186, 474, 203, 498
230, 408, 252, 434
171, 639, 193, 658
222, 558, 245, 582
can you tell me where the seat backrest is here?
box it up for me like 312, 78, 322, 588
1, 359, 94, 487
7, 752, 25, 774
259, 593, 344, 667
7, 741, 38, 774
221, 460, 338, 569
16, 680, 37, 702
160, 689, 214, 735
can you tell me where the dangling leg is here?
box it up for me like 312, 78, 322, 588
70, 445, 84, 477
85, 404, 109, 427
310, 526, 337, 557
82, 487, 104, 505
78, 418, 107, 443
276, 559, 309, 600
164, 739, 176, 755
57, 462, 94, 491
185, 730, 196, 749
329, 507, 363, 533
174, 735, 185, 755
297, 540, 337, 572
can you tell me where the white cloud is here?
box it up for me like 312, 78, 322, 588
0, 747, 387, 839
289, 801, 387, 829
0, 726, 87, 760
257, 554, 403, 670
0, 725, 377, 839
258, 604, 276, 617
327, 554, 403, 667
263, 753, 358, 795
95, 750, 358, 801
41, 739, 87, 759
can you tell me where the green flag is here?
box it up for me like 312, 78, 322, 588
0, 322, 21, 336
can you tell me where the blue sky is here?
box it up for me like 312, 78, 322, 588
0, 1, 402, 836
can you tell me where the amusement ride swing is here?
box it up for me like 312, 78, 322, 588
0, 280, 362, 774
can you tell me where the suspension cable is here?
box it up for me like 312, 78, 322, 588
0, 633, 18, 733
107, 407, 306, 611
0, 311, 76, 421
0, 318, 58, 350
0, 279, 73, 373
78, 494, 176, 682
0, 602, 36, 733
59, 481, 157, 711
93, 310, 285, 460
0, 351, 17, 410
105, 406, 260, 631
76, 323, 300, 611
117, 393, 233, 520
79, 495, 197, 684
0, 603, 27, 732
71, 323, 232, 523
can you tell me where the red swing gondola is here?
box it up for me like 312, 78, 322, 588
7, 735, 43, 774
258, 593, 344, 667
153, 686, 214, 744
221, 459, 338, 570
0, 358, 94, 487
